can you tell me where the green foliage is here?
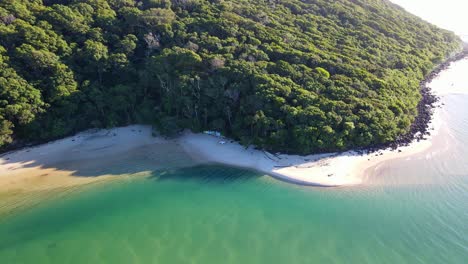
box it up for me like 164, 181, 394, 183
0, 117, 13, 147
0, 0, 462, 153
315, 67, 330, 79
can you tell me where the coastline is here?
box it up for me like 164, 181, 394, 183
370, 46, 468, 151
1, 53, 467, 192
179, 52, 467, 187
178, 111, 441, 187
0, 105, 441, 193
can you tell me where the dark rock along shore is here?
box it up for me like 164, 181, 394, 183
366, 46, 468, 153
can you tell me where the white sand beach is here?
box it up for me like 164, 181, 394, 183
0, 116, 440, 192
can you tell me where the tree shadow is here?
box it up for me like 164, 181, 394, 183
0, 128, 193, 178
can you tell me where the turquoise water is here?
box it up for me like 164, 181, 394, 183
1, 67, 468, 262
0, 159, 467, 263
0, 126, 468, 263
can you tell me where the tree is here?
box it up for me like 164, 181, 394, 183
0, 118, 13, 147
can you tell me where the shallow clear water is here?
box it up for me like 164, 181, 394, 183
1, 61, 468, 263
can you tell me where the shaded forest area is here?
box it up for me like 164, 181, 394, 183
0, 0, 462, 154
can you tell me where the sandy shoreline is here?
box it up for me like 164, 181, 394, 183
0, 113, 440, 192
1, 59, 466, 193
178, 109, 442, 187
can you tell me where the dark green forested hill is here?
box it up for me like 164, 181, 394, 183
0, 0, 462, 154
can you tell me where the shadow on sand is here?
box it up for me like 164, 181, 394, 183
0, 142, 194, 178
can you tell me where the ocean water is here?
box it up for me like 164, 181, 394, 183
1, 60, 468, 263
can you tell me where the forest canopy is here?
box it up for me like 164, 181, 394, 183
0, 0, 462, 154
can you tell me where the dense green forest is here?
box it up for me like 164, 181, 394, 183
0, 0, 462, 154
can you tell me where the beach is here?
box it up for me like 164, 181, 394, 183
0, 126, 194, 193
0, 112, 441, 191
1, 58, 467, 194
